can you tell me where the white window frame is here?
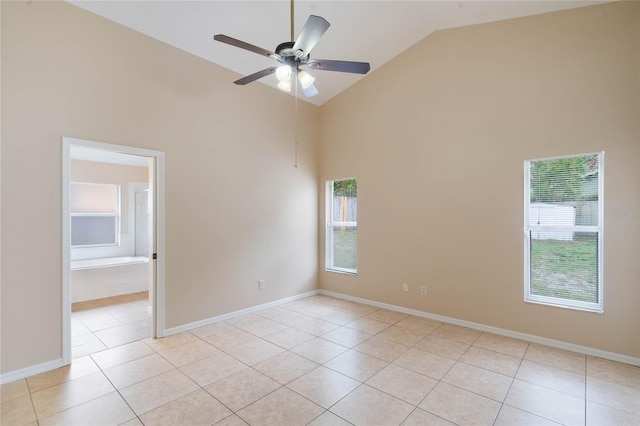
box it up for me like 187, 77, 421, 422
523, 152, 604, 312
325, 178, 357, 275
70, 182, 121, 248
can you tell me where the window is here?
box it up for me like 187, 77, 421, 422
524, 152, 603, 312
326, 178, 357, 274
70, 182, 120, 247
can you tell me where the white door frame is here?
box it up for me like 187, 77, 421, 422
61, 137, 166, 365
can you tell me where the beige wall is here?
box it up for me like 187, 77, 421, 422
71, 160, 149, 234
1, 0, 637, 377
1, 1, 319, 373
319, 2, 639, 358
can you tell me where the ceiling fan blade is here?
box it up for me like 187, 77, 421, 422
234, 67, 278, 85
214, 34, 280, 59
307, 59, 371, 74
292, 15, 330, 56
302, 83, 319, 98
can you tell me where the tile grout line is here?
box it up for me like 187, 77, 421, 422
17, 294, 634, 426
25, 379, 40, 426
71, 295, 153, 424
153, 327, 331, 425
499, 343, 581, 425
71, 295, 151, 359
583, 354, 588, 426
409, 324, 482, 425
91, 362, 144, 426
490, 341, 530, 426
116, 331, 239, 425
215, 302, 380, 424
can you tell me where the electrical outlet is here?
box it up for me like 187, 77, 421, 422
258, 280, 265, 290
420, 286, 427, 296
402, 283, 408, 292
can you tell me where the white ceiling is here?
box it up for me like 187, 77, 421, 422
69, 0, 604, 106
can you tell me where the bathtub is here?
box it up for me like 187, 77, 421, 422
71, 256, 149, 302
71, 256, 149, 270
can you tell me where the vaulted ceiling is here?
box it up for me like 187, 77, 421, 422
69, 1, 605, 106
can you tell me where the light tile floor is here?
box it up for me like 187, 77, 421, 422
2, 294, 639, 425
71, 292, 152, 359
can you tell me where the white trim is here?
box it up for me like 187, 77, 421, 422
325, 180, 333, 272
154, 154, 166, 338
66, 137, 165, 161
62, 141, 71, 364
326, 268, 357, 276
332, 221, 357, 227
163, 290, 319, 336
62, 137, 166, 362
597, 151, 605, 309
0, 358, 66, 385
325, 178, 358, 274
524, 151, 603, 163
523, 160, 530, 309
318, 290, 640, 367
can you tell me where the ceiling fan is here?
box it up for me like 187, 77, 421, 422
213, 1, 370, 98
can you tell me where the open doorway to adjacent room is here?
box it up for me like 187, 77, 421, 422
62, 137, 165, 364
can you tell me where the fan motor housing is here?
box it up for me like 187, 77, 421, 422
276, 41, 309, 64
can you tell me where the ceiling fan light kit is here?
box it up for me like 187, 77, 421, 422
213, 3, 370, 98
274, 65, 314, 93
277, 80, 292, 92
297, 71, 315, 90
275, 65, 292, 82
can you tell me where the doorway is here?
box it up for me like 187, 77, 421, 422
62, 137, 165, 365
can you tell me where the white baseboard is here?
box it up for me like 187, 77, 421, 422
0, 358, 67, 385
163, 290, 320, 336
319, 289, 640, 367
4, 287, 635, 384
0, 290, 318, 384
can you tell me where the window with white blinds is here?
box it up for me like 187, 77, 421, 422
70, 182, 120, 247
524, 152, 603, 312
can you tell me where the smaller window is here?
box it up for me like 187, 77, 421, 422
70, 182, 120, 247
326, 178, 358, 274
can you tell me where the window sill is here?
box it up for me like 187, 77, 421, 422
326, 268, 357, 276
524, 297, 603, 314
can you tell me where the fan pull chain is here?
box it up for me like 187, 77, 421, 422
294, 69, 299, 168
